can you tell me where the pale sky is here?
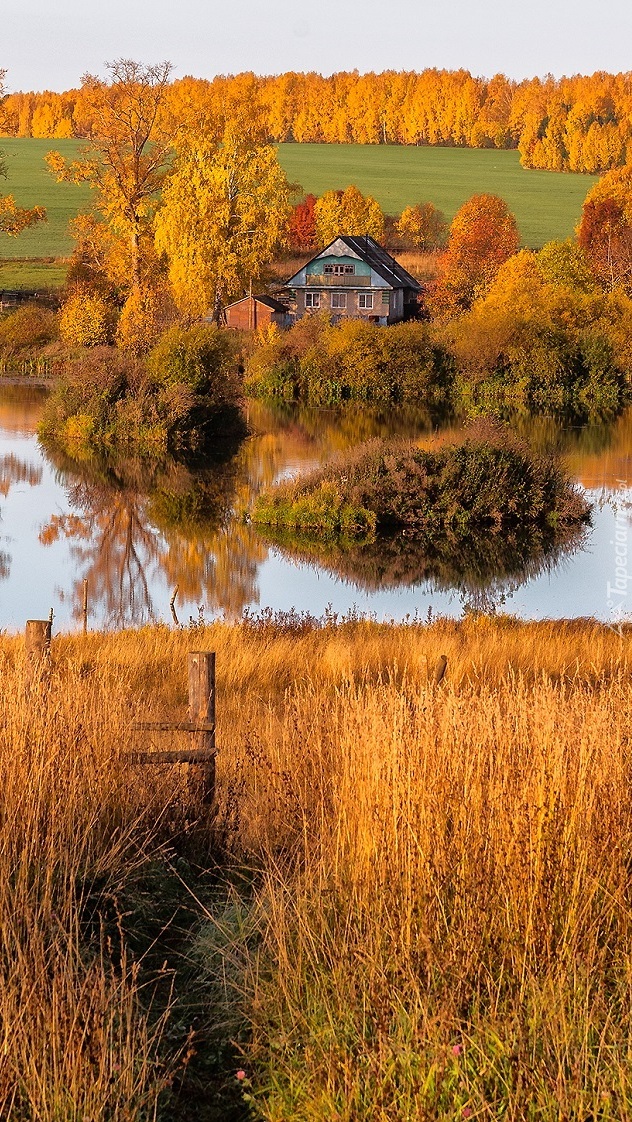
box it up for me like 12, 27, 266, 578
3, 0, 632, 92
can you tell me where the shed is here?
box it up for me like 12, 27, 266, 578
224, 293, 289, 330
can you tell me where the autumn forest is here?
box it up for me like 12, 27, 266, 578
3, 67, 632, 175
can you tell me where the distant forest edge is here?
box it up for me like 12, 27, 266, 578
2, 69, 632, 175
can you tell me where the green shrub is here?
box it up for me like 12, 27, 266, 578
39, 333, 246, 457
245, 318, 452, 405
252, 420, 590, 542
147, 324, 239, 400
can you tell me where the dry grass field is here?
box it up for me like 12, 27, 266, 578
1, 616, 631, 1119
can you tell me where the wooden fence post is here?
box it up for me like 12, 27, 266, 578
188, 651, 216, 803
25, 619, 52, 684
433, 654, 448, 686
82, 580, 88, 634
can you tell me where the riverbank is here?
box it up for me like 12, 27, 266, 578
2, 616, 630, 1119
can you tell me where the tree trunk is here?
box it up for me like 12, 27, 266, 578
130, 223, 141, 293
212, 289, 223, 324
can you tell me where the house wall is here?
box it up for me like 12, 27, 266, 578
295, 287, 395, 323
306, 254, 371, 277
387, 288, 404, 322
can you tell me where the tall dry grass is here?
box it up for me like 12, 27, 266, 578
192, 616, 631, 1120
1, 616, 631, 1119
0, 642, 191, 1119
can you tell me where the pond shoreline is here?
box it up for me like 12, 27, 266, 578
0, 375, 54, 388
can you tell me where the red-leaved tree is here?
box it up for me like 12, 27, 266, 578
288, 194, 317, 252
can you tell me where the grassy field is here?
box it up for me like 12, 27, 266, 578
0, 259, 68, 290
278, 143, 598, 247
2, 616, 631, 1119
0, 138, 90, 262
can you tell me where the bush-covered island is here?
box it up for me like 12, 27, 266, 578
252, 421, 591, 546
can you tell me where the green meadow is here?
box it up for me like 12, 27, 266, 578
0, 138, 598, 286
278, 143, 598, 247
0, 139, 91, 266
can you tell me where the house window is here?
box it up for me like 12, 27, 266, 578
305, 292, 321, 308
323, 264, 355, 275
382, 290, 391, 306
358, 292, 374, 310
331, 293, 347, 309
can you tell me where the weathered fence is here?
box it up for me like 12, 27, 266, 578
23, 621, 217, 804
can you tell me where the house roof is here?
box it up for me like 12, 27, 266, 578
286, 235, 422, 291
224, 293, 289, 313
340, 236, 422, 290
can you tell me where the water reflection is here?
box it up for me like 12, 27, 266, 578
39, 440, 251, 625
258, 523, 590, 616
0, 453, 42, 495
0, 388, 631, 629
0, 448, 44, 581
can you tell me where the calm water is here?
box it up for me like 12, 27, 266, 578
1, 387, 631, 632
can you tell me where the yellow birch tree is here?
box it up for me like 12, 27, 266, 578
314, 185, 384, 246
155, 119, 291, 320
46, 60, 173, 294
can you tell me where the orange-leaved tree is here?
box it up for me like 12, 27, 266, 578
577, 166, 632, 294
430, 193, 520, 313
46, 60, 173, 295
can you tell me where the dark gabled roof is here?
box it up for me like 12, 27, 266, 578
224, 293, 289, 313
285, 235, 422, 291
340, 235, 422, 291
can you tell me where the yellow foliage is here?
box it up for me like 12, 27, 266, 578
155, 120, 291, 318
46, 61, 173, 293
116, 287, 171, 355
314, 184, 384, 245
59, 289, 114, 348
396, 201, 447, 250
0, 194, 46, 236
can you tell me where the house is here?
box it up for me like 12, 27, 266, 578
224, 293, 290, 330
285, 235, 422, 325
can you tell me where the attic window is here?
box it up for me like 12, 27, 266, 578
323, 264, 355, 275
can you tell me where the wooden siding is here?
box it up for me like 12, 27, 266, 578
225, 296, 287, 330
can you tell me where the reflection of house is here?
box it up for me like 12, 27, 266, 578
285, 235, 422, 325
224, 293, 290, 330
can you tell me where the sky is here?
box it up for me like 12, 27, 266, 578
3, 0, 632, 92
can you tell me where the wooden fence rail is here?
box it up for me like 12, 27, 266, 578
23, 622, 217, 804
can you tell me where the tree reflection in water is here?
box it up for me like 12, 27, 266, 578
36, 403, 438, 626
34, 398, 614, 626
0, 452, 43, 580
258, 522, 591, 616
38, 437, 260, 626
